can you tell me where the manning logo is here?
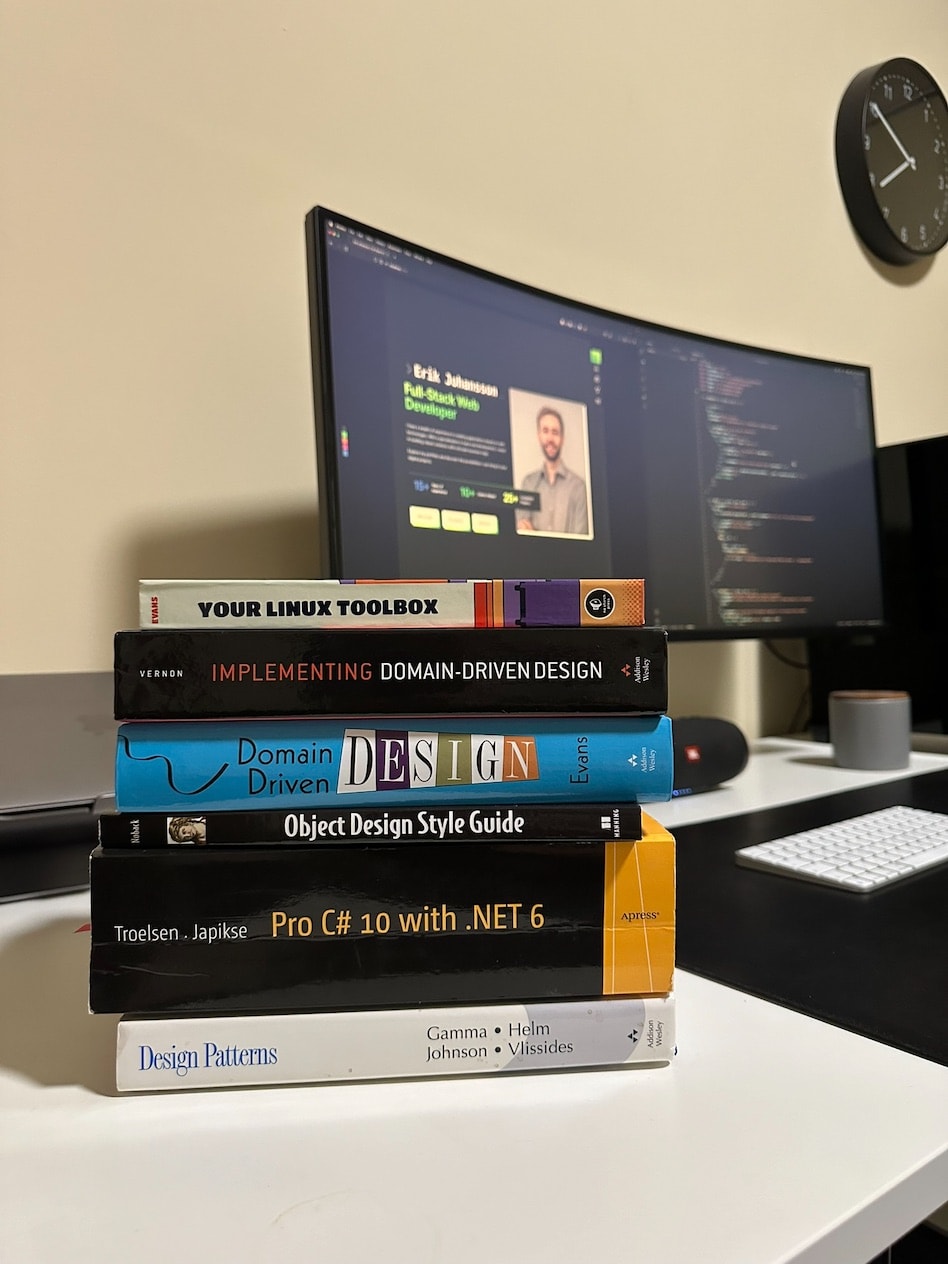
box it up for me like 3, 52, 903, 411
337, 728, 539, 794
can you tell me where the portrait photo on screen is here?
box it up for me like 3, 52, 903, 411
510, 389, 594, 541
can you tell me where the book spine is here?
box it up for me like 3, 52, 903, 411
115, 993, 676, 1091
89, 814, 676, 1015
98, 801, 644, 847
139, 578, 646, 630
113, 714, 675, 812
113, 625, 668, 720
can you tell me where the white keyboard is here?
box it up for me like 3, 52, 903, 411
734, 805, 948, 892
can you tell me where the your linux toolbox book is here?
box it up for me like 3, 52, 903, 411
138, 577, 647, 630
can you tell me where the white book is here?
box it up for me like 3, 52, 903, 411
116, 994, 675, 1092
137, 577, 646, 629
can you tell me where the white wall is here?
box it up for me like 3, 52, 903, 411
2, 1, 946, 735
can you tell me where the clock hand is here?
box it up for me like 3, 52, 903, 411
879, 157, 913, 188
870, 101, 917, 169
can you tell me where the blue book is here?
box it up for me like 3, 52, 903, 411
114, 715, 674, 812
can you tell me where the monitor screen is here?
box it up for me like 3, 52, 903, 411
305, 207, 885, 641
809, 433, 948, 734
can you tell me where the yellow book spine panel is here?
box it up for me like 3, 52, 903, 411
602, 813, 675, 995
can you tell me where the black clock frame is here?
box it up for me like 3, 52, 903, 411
835, 57, 948, 266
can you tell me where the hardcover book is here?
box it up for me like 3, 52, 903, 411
98, 801, 645, 848
139, 578, 646, 630
113, 624, 668, 720
88, 812, 676, 1015
115, 993, 676, 1091
113, 714, 675, 812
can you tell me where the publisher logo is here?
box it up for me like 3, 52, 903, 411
583, 588, 615, 620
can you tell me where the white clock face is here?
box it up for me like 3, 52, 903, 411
863, 61, 948, 258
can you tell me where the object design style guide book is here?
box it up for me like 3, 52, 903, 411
98, 800, 645, 848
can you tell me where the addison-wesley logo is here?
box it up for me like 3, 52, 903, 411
337, 728, 539, 793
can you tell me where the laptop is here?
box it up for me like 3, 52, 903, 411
0, 672, 116, 901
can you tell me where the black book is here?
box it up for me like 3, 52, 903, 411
97, 801, 644, 847
88, 814, 675, 1015
113, 625, 668, 720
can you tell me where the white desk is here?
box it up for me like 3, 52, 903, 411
2, 740, 948, 1264
653, 735, 948, 830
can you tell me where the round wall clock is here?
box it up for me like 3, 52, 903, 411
835, 57, 948, 265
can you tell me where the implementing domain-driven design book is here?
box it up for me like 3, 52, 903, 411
113, 714, 675, 813
112, 624, 668, 720
115, 993, 676, 1091
97, 801, 645, 848
139, 578, 647, 630
88, 812, 676, 1015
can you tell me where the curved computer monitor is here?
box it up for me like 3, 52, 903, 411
305, 207, 885, 641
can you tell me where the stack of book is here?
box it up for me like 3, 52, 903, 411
89, 577, 679, 1091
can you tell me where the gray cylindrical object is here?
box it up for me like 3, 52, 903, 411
828, 690, 911, 770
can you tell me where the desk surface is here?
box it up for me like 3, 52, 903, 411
1, 740, 947, 1264
657, 739, 948, 1067
655, 736, 948, 830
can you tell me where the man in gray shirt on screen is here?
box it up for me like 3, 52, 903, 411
517, 405, 589, 535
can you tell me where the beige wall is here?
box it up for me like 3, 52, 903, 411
2, 1, 946, 735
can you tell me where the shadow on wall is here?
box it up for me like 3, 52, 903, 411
667, 639, 809, 741
114, 505, 322, 623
